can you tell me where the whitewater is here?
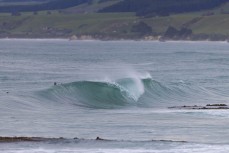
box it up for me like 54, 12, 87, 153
0, 39, 229, 152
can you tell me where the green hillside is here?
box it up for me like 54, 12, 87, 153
0, 12, 137, 38
0, 0, 228, 40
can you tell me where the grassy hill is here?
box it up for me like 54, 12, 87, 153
0, 0, 228, 40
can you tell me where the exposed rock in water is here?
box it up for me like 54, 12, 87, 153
0, 136, 112, 143
168, 104, 229, 110
0, 137, 66, 143
206, 104, 227, 107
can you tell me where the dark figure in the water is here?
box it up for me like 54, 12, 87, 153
54, 82, 57, 86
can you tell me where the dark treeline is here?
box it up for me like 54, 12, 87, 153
0, 0, 89, 13
0, 0, 49, 2
99, 0, 228, 16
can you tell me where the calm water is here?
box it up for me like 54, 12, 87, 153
0, 39, 229, 152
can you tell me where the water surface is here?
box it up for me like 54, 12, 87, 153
0, 39, 229, 152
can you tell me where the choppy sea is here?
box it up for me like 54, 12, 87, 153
0, 39, 229, 152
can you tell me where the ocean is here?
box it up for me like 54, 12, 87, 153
0, 39, 229, 152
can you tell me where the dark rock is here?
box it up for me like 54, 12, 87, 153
206, 104, 227, 107
168, 104, 229, 110
0, 137, 67, 143
95, 137, 111, 141
0, 137, 41, 142
96, 137, 104, 140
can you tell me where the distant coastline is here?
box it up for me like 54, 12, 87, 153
0, 36, 228, 43
0, 0, 228, 43
1, 28, 228, 42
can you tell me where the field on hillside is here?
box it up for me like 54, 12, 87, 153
0, 2, 228, 40
143, 14, 229, 35
0, 12, 137, 38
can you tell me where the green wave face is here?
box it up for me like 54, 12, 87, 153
38, 77, 219, 109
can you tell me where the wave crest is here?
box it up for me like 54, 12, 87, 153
37, 76, 223, 109
39, 77, 147, 108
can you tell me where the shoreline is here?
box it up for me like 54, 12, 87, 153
0, 37, 228, 43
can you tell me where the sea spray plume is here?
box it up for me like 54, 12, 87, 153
86, 62, 150, 82
115, 72, 152, 101
116, 78, 143, 101
85, 64, 151, 101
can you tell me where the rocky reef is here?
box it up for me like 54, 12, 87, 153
0, 137, 66, 143
168, 104, 229, 110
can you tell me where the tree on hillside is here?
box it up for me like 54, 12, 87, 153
11, 11, 21, 16
46, 11, 51, 15
164, 26, 192, 38
131, 22, 152, 35
33, 11, 38, 15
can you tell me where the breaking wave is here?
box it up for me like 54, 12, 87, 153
37, 76, 224, 109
